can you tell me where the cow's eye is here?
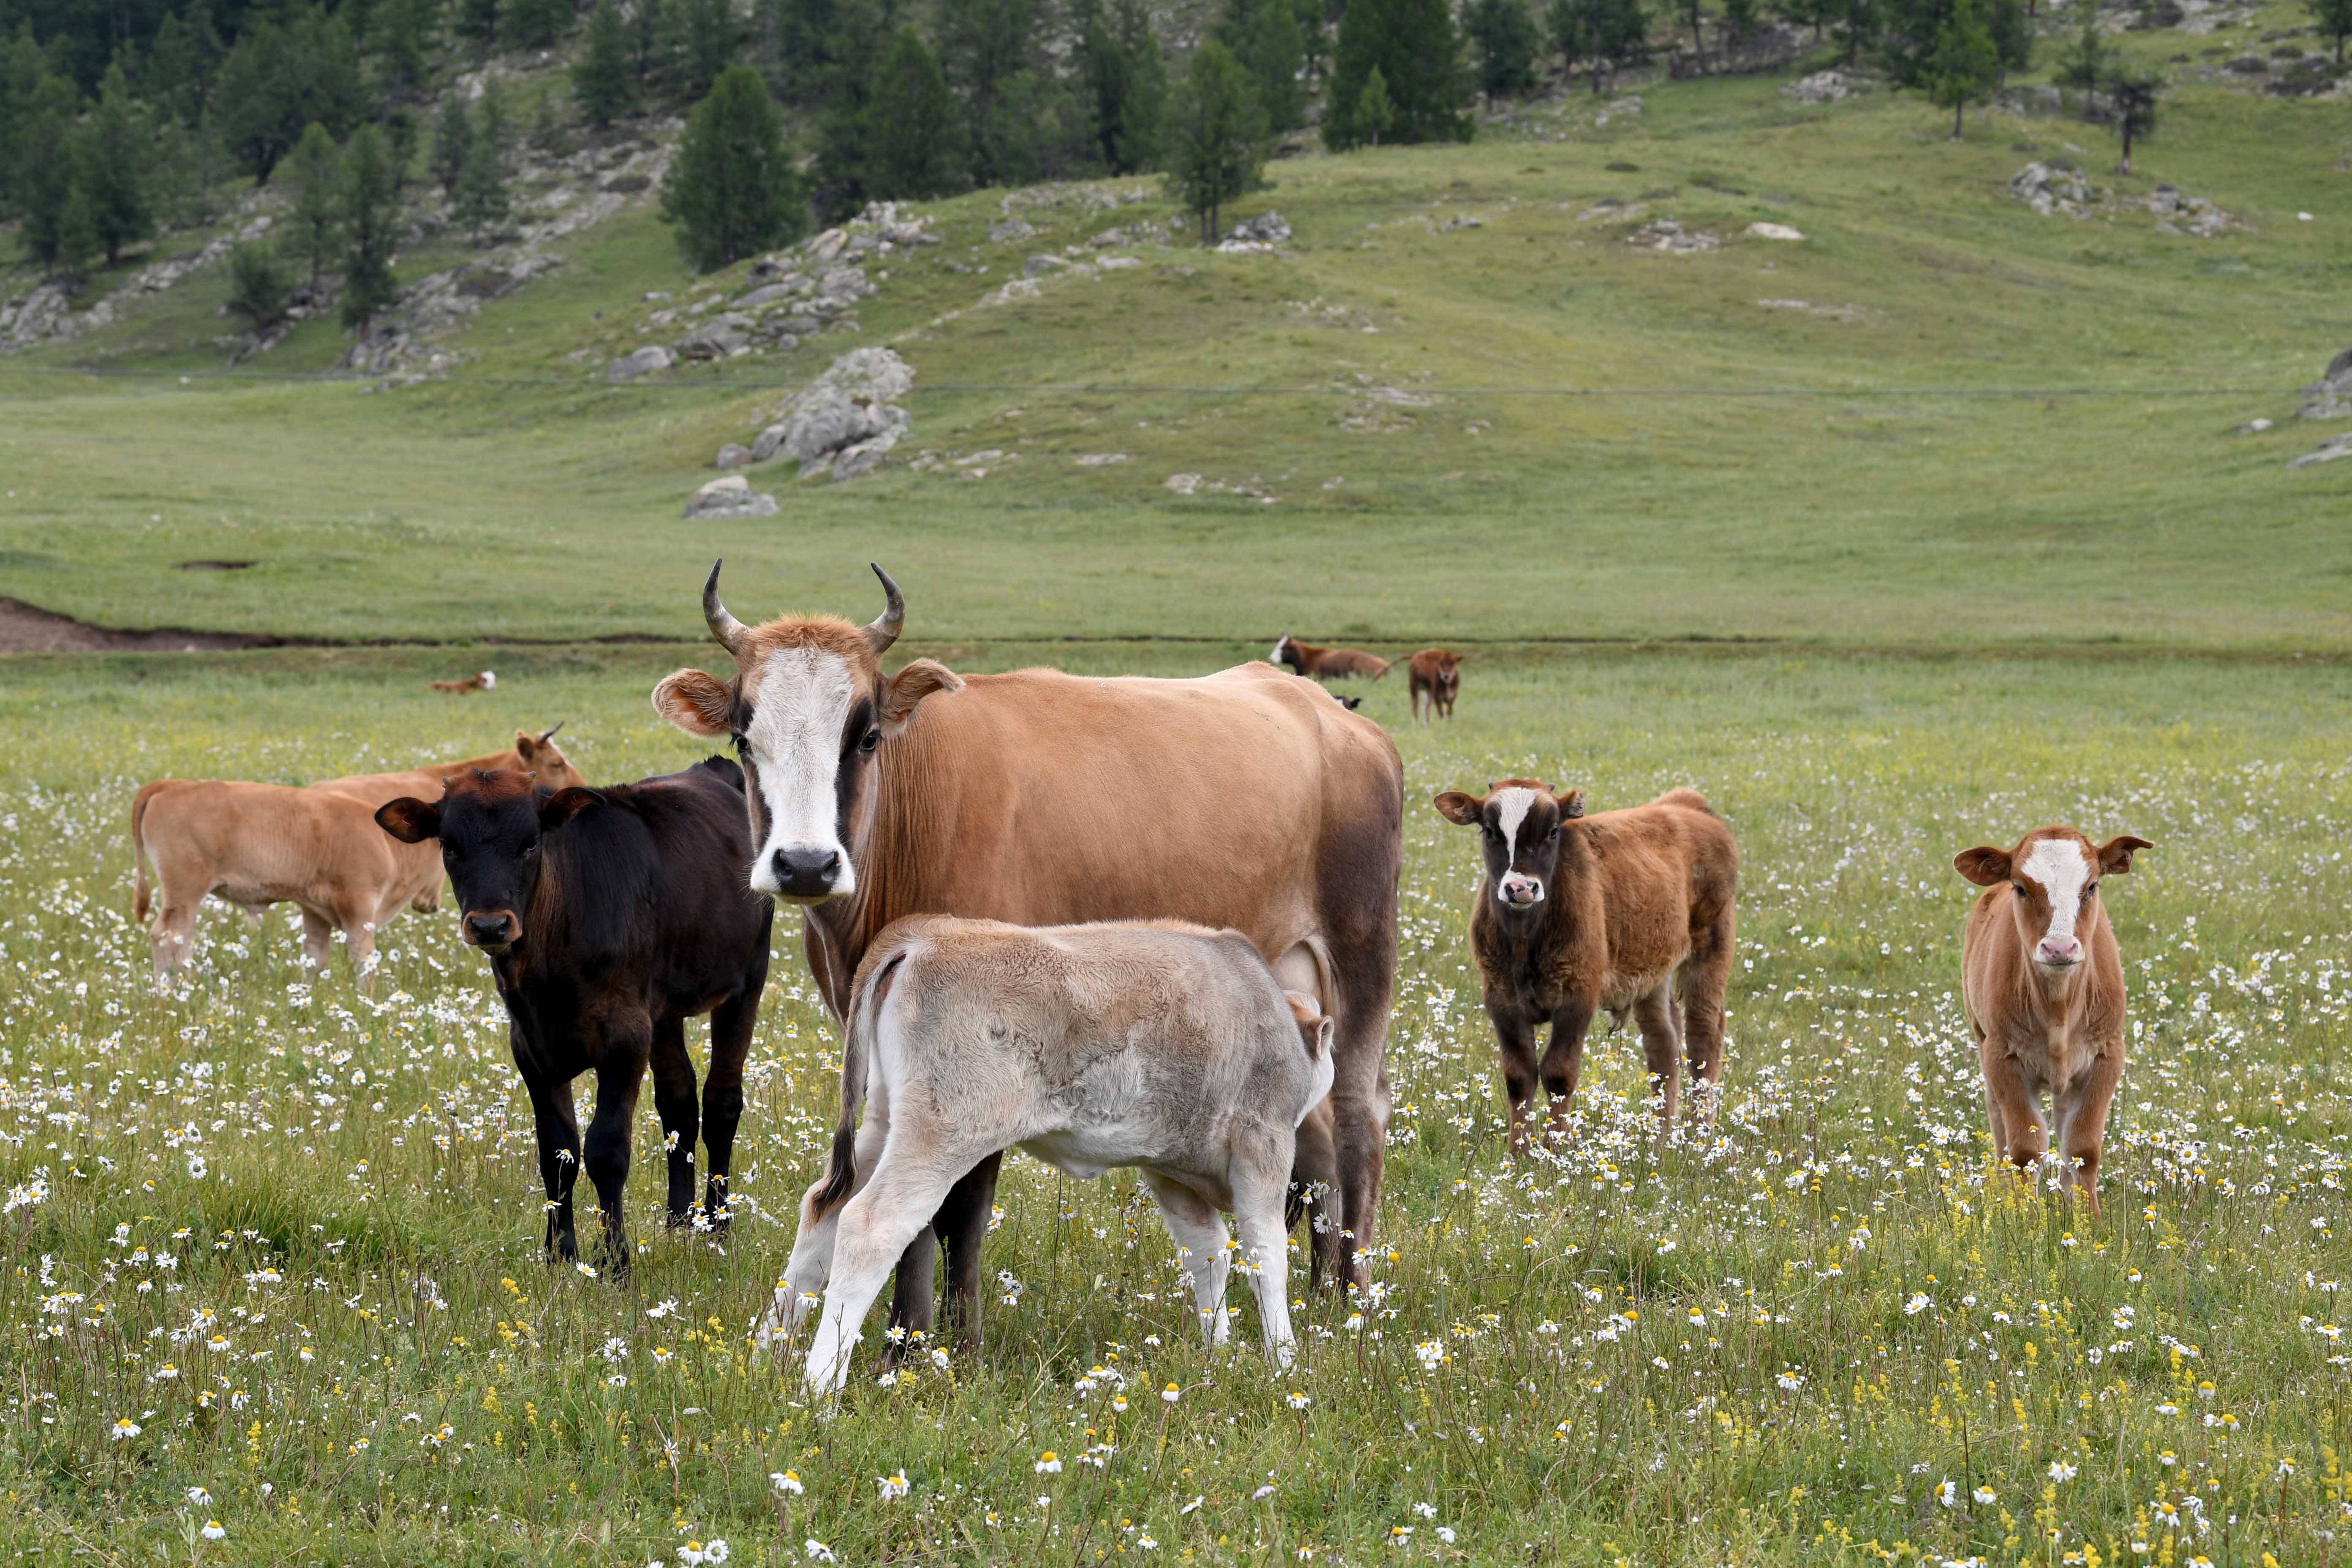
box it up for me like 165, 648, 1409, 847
2085, 882, 2098, 897
1545, 826, 1560, 843
858, 727, 881, 754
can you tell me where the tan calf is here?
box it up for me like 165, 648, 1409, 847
1435, 782, 1739, 1149
1407, 649, 1462, 723
1271, 634, 1391, 681
132, 729, 582, 988
428, 670, 497, 694
1955, 827, 2152, 1211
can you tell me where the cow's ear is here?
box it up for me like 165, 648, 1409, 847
882, 659, 964, 732
1954, 847, 2012, 886
376, 798, 441, 844
514, 729, 539, 762
539, 787, 603, 830
652, 669, 735, 739
2097, 835, 2154, 875
1557, 789, 1587, 820
1432, 791, 1484, 826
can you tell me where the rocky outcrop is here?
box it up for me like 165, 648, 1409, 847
683, 475, 780, 519
2287, 431, 2352, 469
1221, 212, 1293, 249
2009, 162, 2096, 216
2145, 184, 2231, 236
2301, 348, 2352, 419
1783, 69, 1855, 103
608, 345, 673, 381
1626, 219, 1719, 253
746, 347, 914, 481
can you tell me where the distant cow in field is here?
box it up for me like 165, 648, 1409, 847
132, 729, 583, 988
769, 917, 1331, 1395
1954, 827, 2152, 1211
653, 562, 1399, 1349
377, 760, 771, 1271
430, 671, 497, 694
1407, 649, 1462, 723
1271, 634, 1391, 681
1434, 781, 1738, 1149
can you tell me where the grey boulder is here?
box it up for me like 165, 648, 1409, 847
683, 475, 780, 518
747, 346, 915, 481
609, 345, 674, 381
2300, 348, 2352, 419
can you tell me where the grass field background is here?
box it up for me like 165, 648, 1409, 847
1, 642, 2348, 1564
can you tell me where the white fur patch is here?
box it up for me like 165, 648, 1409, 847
1491, 787, 1543, 904
744, 647, 858, 897
2020, 836, 2093, 962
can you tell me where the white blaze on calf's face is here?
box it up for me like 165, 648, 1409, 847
1492, 787, 1544, 906
2019, 836, 2093, 967
744, 646, 859, 898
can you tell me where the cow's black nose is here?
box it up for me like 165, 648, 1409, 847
465, 913, 512, 946
769, 847, 842, 898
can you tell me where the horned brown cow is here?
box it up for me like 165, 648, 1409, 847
1271, 634, 1391, 681
652, 563, 1401, 1348
1434, 781, 1738, 1150
132, 730, 582, 988
1407, 649, 1462, 724
1955, 827, 2153, 1211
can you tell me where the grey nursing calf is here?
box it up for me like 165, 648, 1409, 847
767, 917, 1334, 1397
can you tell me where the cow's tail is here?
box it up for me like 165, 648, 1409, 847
809, 938, 916, 1222
131, 781, 167, 923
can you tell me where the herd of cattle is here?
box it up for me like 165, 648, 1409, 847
128, 564, 2152, 1394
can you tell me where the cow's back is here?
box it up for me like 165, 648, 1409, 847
141, 780, 416, 903
1576, 792, 1737, 970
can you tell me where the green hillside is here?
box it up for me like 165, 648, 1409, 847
4, 20, 2349, 651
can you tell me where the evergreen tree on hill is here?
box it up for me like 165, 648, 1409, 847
683, 0, 739, 95
1217, 0, 1305, 132
453, 87, 513, 240
2311, 0, 2352, 63
13, 73, 81, 269
430, 90, 474, 196
376, 0, 441, 98
146, 3, 223, 125
1881, 0, 2025, 87
1925, 0, 1998, 136
455, 0, 502, 50
1323, 0, 1472, 149
1165, 37, 1264, 241
1076, 0, 1166, 173
1465, 0, 1540, 97
79, 62, 156, 265
864, 27, 971, 199
2106, 63, 2159, 172
285, 121, 347, 281
505, 0, 574, 50
1357, 62, 1393, 140
574, 0, 637, 125
2053, 5, 2114, 119
806, 0, 891, 219
659, 64, 808, 270
212, 8, 365, 180
939, 0, 1044, 186
340, 122, 404, 327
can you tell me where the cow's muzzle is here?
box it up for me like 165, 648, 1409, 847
464, 909, 520, 953
762, 845, 846, 903
1497, 876, 1545, 908
2034, 937, 2083, 970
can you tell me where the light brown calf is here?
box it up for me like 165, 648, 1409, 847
1271, 634, 1391, 681
428, 670, 497, 694
1435, 782, 1739, 1149
132, 730, 582, 988
1955, 826, 2152, 1211
1407, 649, 1462, 723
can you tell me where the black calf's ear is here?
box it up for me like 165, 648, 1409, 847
2097, 835, 2154, 875
1558, 788, 1587, 820
376, 798, 441, 844
1431, 790, 1485, 826
1954, 847, 2012, 886
539, 787, 604, 830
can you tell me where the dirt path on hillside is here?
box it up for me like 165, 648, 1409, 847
0, 596, 275, 654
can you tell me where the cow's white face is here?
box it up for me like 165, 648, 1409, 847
738, 647, 877, 902
1433, 779, 1583, 912
2015, 836, 2095, 970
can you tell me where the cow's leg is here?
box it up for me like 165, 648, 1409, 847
151, 896, 201, 985
520, 1066, 583, 1264
931, 1151, 1002, 1354
2053, 1050, 2123, 1214
582, 1019, 653, 1277
1490, 1005, 1541, 1156
1979, 1040, 2048, 1184
1633, 982, 1684, 1130
772, 1072, 896, 1346
298, 909, 335, 972
700, 982, 761, 1228
1680, 904, 1736, 1129
806, 1153, 967, 1399
1323, 903, 1397, 1290
1232, 1168, 1297, 1367
333, 895, 381, 993
647, 1016, 700, 1227
1144, 1171, 1233, 1348
1537, 999, 1596, 1146
1286, 1099, 1338, 1288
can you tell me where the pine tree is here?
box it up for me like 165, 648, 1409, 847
659, 64, 808, 270
862, 28, 970, 199
2315, 0, 2352, 63
939, 0, 1041, 186
1832, 0, 1876, 63
13, 74, 80, 270
807, 0, 891, 215
1926, 0, 1998, 137
1218, 0, 1305, 132
76, 63, 155, 265
158, 118, 232, 225
528, 84, 569, 152
456, 0, 501, 50
285, 122, 346, 281
2053, 5, 2113, 117
376, 0, 441, 98
212, 9, 367, 180
574, 0, 638, 125
1078, 0, 1166, 172
632, 0, 674, 85
430, 91, 474, 196
506, 0, 572, 49
384, 106, 419, 194
340, 123, 404, 327
1720, 0, 1759, 40
683, 0, 738, 94
1358, 63, 1394, 142
1465, 0, 1540, 97
147, 3, 223, 125
453, 93, 512, 241
224, 241, 295, 330
2107, 63, 2159, 172
1165, 38, 1264, 242
1296, 0, 1331, 80
53, 180, 102, 275
1324, 0, 1472, 149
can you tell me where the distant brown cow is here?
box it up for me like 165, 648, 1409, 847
132, 730, 582, 988
429, 671, 497, 694
1954, 827, 2152, 1211
1271, 634, 1391, 681
1407, 649, 1462, 723
1434, 781, 1738, 1149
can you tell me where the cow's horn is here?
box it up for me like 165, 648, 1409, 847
862, 563, 904, 655
702, 559, 749, 657
538, 720, 564, 742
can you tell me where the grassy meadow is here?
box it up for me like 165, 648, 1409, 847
0, 640, 2348, 1565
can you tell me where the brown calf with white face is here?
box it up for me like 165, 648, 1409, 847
132, 729, 582, 988
653, 564, 1400, 1350
1407, 649, 1462, 724
1271, 634, 1391, 681
1954, 827, 2152, 1211
1435, 781, 1739, 1149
